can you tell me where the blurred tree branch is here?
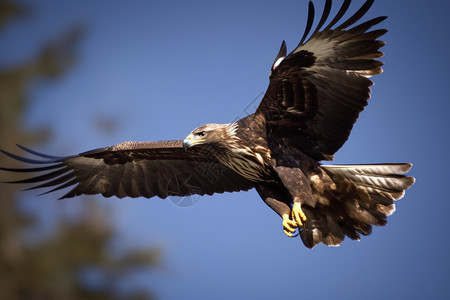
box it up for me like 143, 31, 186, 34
0, 0, 29, 29
0, 1, 160, 299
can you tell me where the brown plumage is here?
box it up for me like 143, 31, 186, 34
0, 0, 415, 248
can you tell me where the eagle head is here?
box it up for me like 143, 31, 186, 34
183, 123, 238, 150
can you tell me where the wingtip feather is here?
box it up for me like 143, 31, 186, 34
336, 0, 375, 30
298, 0, 315, 46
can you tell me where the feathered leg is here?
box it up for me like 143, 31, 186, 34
273, 165, 315, 230
255, 184, 298, 237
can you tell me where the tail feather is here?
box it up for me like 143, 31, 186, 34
321, 163, 415, 200
300, 163, 415, 248
321, 163, 413, 174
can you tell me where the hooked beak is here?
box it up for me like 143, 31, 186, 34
183, 134, 194, 150
182, 133, 205, 151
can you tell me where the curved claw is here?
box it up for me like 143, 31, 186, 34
292, 202, 307, 228
282, 214, 298, 238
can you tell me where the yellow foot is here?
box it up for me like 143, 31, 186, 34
282, 214, 298, 237
292, 202, 307, 228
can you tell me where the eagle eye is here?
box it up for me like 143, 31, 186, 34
196, 131, 206, 137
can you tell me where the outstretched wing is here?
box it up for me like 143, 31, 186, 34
0, 141, 254, 199
256, 0, 387, 160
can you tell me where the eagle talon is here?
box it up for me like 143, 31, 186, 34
292, 202, 307, 228
282, 213, 298, 238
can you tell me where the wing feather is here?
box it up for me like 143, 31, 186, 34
335, 0, 374, 30
310, 0, 332, 38
1, 141, 255, 199
256, 0, 387, 160
298, 1, 315, 46
324, 0, 351, 30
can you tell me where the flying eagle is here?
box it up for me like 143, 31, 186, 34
0, 0, 415, 248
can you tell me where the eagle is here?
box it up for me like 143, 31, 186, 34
0, 0, 415, 248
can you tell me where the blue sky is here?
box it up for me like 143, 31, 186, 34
1, 0, 449, 299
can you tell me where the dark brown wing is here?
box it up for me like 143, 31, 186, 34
0, 141, 254, 199
256, 0, 387, 161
